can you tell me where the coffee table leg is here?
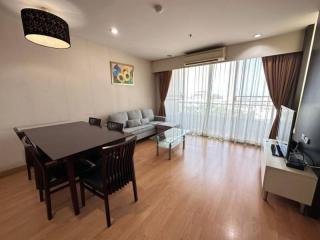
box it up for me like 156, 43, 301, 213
169, 143, 172, 160
66, 158, 80, 215
183, 136, 185, 150
157, 141, 159, 156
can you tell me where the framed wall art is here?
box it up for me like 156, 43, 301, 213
110, 61, 134, 86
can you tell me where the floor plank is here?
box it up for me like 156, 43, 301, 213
0, 136, 319, 240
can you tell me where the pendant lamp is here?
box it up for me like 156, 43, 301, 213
21, 8, 70, 49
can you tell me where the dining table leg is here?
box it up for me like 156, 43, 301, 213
66, 158, 80, 215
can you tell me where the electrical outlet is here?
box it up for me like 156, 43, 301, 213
301, 133, 310, 144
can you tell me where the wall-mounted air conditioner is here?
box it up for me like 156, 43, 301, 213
183, 47, 226, 66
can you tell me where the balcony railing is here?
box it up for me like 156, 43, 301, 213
165, 95, 275, 144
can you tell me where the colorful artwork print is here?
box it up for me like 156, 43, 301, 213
110, 62, 134, 85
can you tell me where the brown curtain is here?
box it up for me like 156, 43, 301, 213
262, 52, 302, 138
157, 71, 172, 116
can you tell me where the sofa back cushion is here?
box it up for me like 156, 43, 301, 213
141, 109, 155, 121
127, 110, 143, 120
127, 119, 141, 128
108, 112, 128, 127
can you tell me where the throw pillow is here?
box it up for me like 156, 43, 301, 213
127, 119, 141, 128
141, 118, 150, 125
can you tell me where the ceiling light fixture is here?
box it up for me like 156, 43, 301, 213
153, 4, 164, 14
110, 27, 119, 35
21, 8, 70, 49
253, 33, 262, 38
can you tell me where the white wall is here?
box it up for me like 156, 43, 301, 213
152, 30, 305, 72
0, 8, 155, 171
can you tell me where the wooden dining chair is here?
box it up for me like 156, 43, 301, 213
14, 127, 33, 180
24, 136, 97, 220
24, 136, 70, 220
89, 117, 102, 127
106, 121, 124, 132
79, 136, 138, 227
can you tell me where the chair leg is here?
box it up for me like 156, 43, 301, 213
39, 189, 44, 202
104, 193, 111, 227
44, 187, 52, 220
80, 182, 86, 207
25, 150, 33, 180
34, 167, 44, 202
27, 165, 32, 180
132, 179, 138, 202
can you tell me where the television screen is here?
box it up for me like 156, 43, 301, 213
277, 106, 295, 157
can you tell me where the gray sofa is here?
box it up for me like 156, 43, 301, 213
107, 109, 166, 140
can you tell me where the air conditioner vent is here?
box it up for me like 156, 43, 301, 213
183, 47, 226, 66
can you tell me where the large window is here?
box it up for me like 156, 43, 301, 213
165, 58, 275, 145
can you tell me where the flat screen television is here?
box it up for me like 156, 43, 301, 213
276, 106, 295, 158
293, 18, 320, 168
293, 19, 320, 218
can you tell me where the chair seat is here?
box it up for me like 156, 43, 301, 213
47, 164, 68, 186
83, 150, 101, 164
82, 169, 127, 194
45, 159, 96, 187
82, 170, 104, 191
75, 159, 97, 175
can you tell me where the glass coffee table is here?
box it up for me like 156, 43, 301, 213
151, 127, 189, 160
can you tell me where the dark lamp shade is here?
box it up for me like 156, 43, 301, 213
21, 8, 70, 49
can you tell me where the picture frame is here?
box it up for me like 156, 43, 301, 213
110, 61, 134, 86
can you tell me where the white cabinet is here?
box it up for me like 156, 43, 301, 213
261, 139, 318, 207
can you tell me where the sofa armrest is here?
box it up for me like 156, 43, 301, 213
154, 116, 166, 122
106, 121, 124, 132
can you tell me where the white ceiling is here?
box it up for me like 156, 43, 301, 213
1, 0, 319, 60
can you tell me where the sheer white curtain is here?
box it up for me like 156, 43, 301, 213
165, 58, 275, 145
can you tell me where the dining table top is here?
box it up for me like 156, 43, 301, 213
24, 121, 131, 161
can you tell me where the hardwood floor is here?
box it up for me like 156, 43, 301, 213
1, 136, 320, 240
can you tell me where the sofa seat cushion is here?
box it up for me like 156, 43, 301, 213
108, 112, 128, 127
128, 110, 142, 120
150, 121, 178, 128
141, 109, 155, 121
149, 121, 164, 125
123, 124, 155, 135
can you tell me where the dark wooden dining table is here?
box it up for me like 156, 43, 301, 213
24, 121, 131, 215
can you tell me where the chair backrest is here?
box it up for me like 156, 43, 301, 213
13, 127, 25, 140
22, 136, 65, 190
106, 121, 124, 132
22, 136, 49, 175
21, 136, 44, 188
21, 135, 33, 148
100, 136, 137, 194
89, 117, 102, 127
